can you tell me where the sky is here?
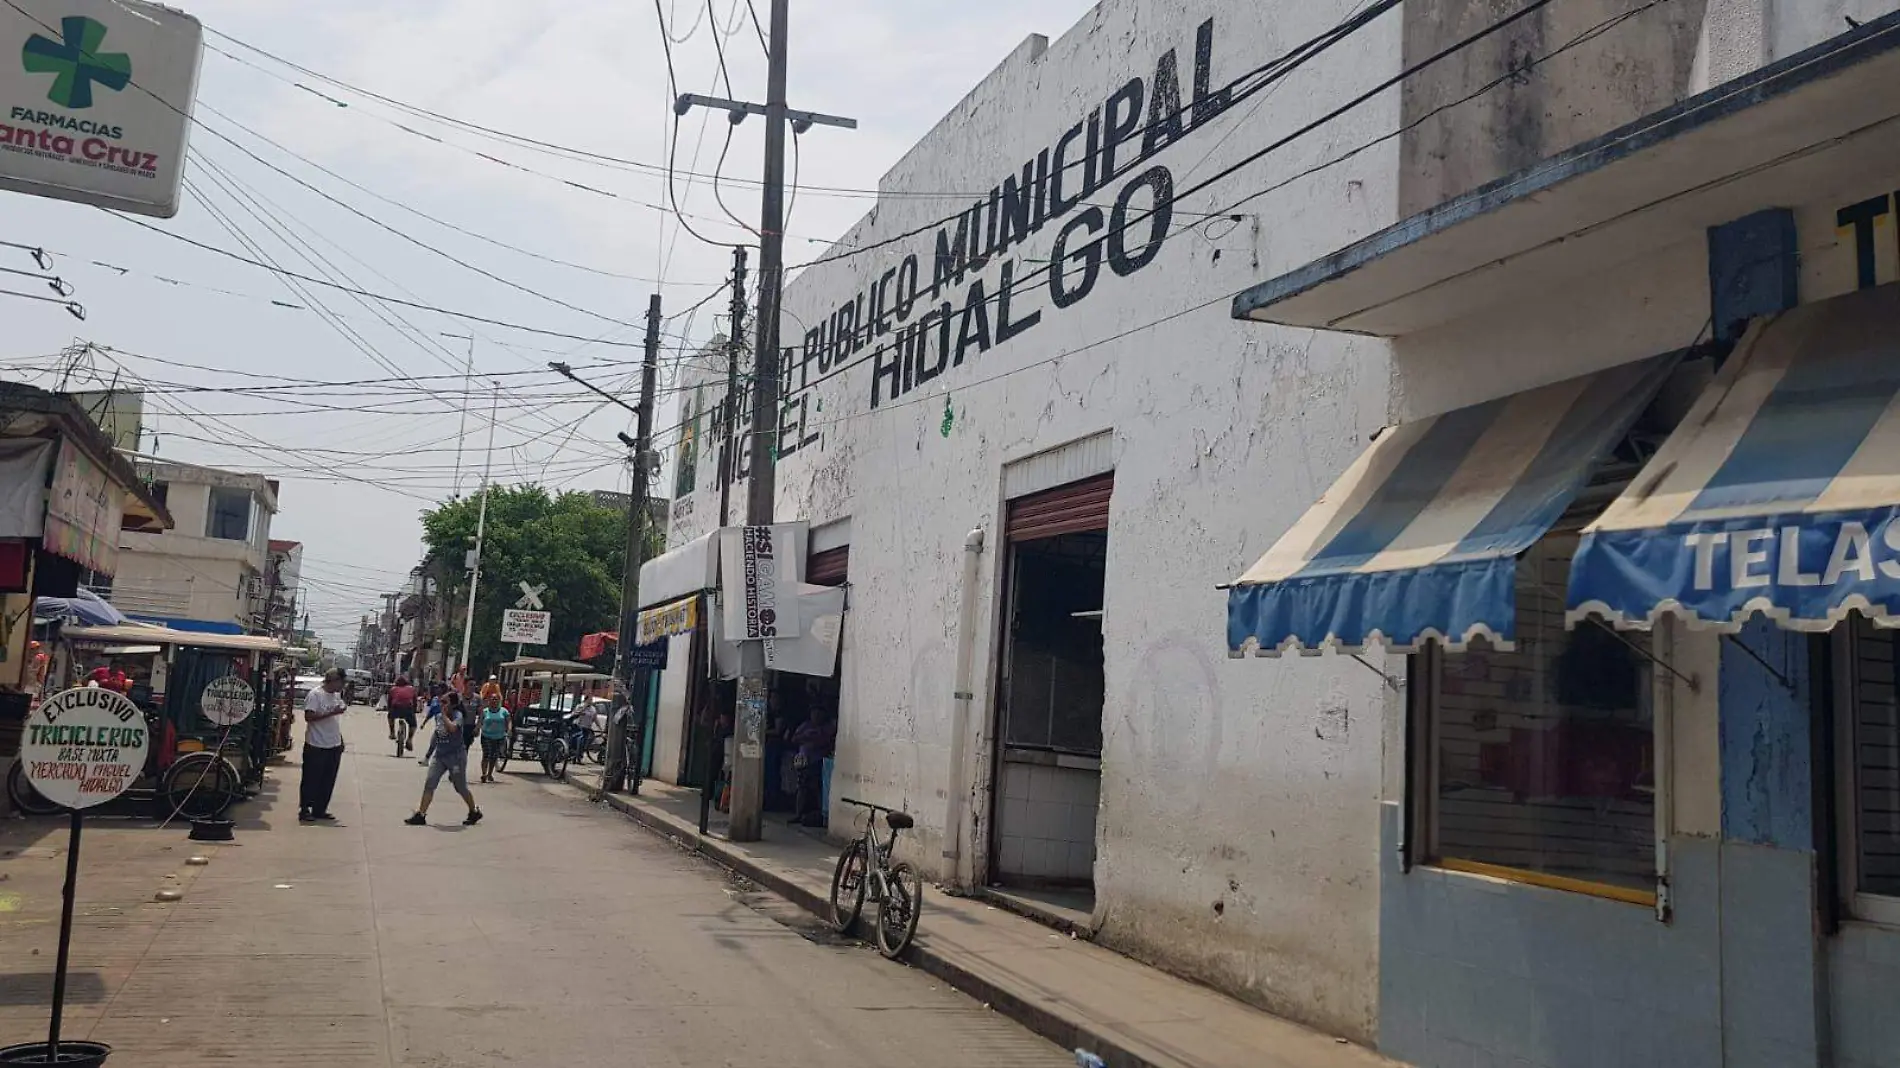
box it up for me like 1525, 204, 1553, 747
0, 0, 1098, 652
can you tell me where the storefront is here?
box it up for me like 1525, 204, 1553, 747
639, 524, 848, 822
1229, 14, 1900, 1067
0, 383, 171, 814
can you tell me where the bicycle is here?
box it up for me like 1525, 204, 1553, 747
535, 723, 569, 780
828, 797, 924, 959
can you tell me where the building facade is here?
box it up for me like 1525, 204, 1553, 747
641, 1, 1900, 1063
647, 0, 1402, 1040
264, 538, 302, 641
107, 460, 277, 634
1229, 4, 1900, 1067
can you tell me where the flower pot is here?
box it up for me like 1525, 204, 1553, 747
0, 1040, 113, 1066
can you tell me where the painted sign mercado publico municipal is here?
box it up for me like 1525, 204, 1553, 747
764, 17, 1234, 460
0, 0, 201, 217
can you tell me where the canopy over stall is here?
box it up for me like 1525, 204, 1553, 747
34, 589, 130, 626
62, 624, 285, 654
1569, 283, 1900, 632
1228, 356, 1673, 655
637, 531, 720, 611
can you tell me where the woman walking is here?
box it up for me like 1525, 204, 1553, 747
405, 691, 483, 827
478, 692, 509, 783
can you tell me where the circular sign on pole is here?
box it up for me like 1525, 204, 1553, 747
199, 675, 255, 727
21, 687, 147, 810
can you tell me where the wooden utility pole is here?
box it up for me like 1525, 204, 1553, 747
720, 246, 746, 527
607, 294, 663, 793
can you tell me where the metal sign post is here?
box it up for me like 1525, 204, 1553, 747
5, 686, 147, 1066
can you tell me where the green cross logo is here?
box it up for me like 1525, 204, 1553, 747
22, 16, 131, 110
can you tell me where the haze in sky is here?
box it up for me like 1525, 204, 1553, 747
0, 0, 1097, 651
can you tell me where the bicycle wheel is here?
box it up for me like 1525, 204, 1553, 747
394, 721, 410, 758
828, 838, 868, 934
5, 759, 60, 816
875, 861, 924, 959
161, 752, 242, 820
541, 737, 569, 780
586, 733, 607, 765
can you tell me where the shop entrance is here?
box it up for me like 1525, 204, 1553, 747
991, 474, 1110, 897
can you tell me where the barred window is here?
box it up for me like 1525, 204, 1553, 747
1415, 536, 1657, 898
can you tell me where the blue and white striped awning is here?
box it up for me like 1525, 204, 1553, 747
1569, 283, 1900, 633
1227, 356, 1674, 655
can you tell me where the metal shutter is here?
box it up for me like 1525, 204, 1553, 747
807, 546, 849, 587
1005, 473, 1113, 542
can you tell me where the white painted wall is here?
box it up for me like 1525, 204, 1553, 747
114, 466, 275, 628
659, 0, 1401, 1039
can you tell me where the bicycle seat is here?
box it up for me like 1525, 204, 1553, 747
884, 811, 914, 830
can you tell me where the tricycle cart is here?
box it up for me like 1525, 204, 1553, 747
6, 624, 286, 820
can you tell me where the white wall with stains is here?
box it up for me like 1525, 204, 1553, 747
658, 0, 1402, 1041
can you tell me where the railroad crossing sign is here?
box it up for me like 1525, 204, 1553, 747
516, 582, 546, 610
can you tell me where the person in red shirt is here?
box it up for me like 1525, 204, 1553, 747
386, 676, 419, 742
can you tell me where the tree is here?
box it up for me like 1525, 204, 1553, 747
419, 485, 659, 677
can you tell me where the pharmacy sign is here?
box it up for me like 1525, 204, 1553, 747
0, 0, 200, 216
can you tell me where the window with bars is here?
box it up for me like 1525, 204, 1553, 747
1839, 617, 1900, 921
1413, 535, 1657, 900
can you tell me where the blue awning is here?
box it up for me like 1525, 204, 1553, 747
1569, 283, 1900, 632
1227, 356, 1673, 655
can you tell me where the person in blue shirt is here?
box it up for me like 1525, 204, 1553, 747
417, 682, 445, 765
477, 693, 510, 783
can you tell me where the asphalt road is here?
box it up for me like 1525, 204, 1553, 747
2, 707, 1069, 1067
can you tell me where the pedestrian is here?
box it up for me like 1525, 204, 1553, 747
300, 667, 349, 823
417, 682, 444, 765
478, 692, 509, 783
405, 691, 483, 827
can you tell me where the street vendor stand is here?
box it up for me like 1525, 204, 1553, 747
0, 384, 171, 819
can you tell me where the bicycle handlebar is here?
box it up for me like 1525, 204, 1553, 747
838, 797, 904, 814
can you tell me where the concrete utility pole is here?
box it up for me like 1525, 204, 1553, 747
677, 0, 853, 840
455, 384, 500, 679
381, 592, 400, 678
605, 294, 663, 794
720, 246, 746, 527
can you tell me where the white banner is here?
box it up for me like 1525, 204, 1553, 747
719, 524, 802, 641
762, 584, 847, 677
499, 609, 550, 645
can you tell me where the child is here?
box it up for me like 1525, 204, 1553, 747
478, 694, 509, 783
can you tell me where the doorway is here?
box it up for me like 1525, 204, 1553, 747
991, 474, 1109, 897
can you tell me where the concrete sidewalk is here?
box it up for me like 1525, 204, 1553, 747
564, 771, 1401, 1068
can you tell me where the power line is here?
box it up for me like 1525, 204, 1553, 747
196, 100, 707, 284
103, 213, 690, 347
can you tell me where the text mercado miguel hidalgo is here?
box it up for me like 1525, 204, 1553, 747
27, 689, 145, 797
766, 18, 1231, 458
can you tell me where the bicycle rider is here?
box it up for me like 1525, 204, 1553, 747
386, 675, 418, 742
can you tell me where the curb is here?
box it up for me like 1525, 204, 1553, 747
565, 776, 1180, 1068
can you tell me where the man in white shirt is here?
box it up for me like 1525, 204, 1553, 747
300, 668, 349, 823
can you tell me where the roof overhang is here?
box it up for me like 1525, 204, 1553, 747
1233, 14, 1900, 337
62, 623, 285, 653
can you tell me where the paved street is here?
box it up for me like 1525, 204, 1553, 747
1, 707, 1069, 1067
